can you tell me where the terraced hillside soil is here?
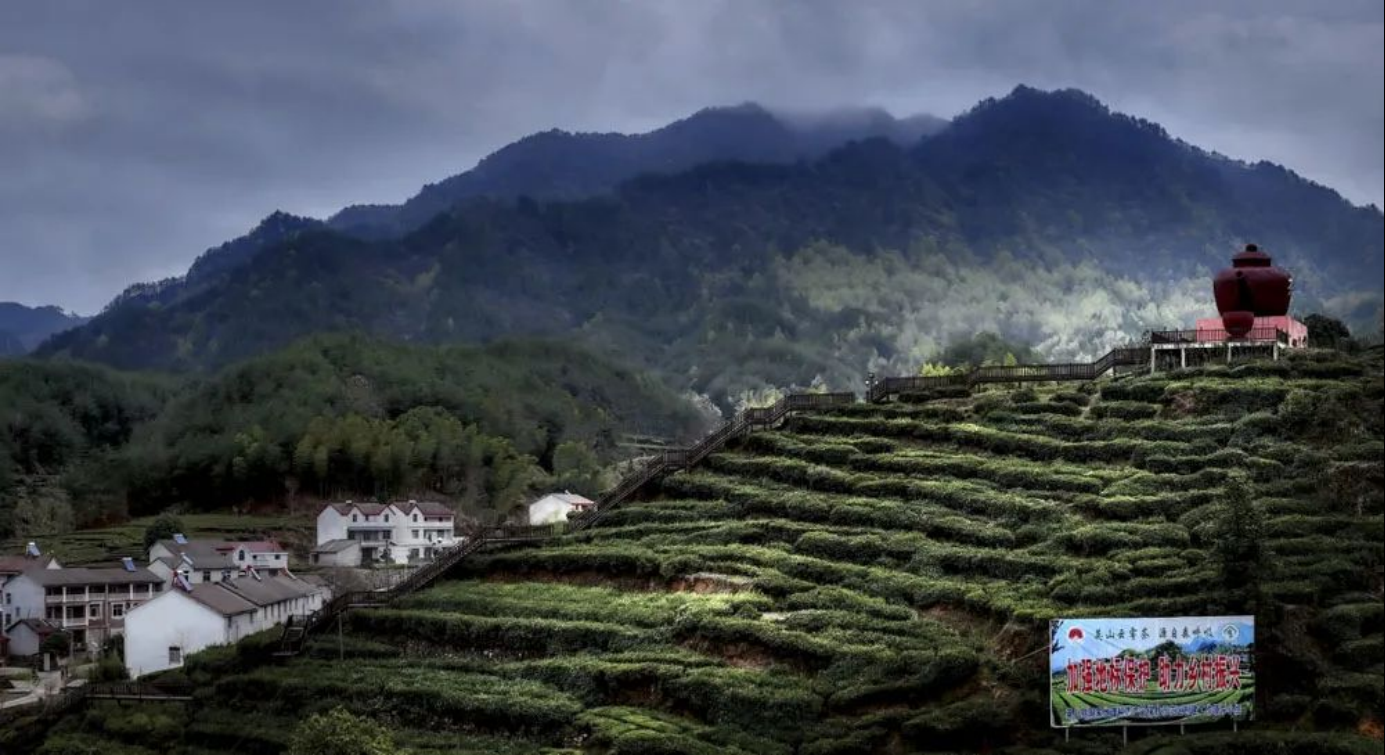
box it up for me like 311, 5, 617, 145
20, 350, 1385, 755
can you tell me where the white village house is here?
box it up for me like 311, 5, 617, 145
313, 500, 457, 567
124, 573, 327, 677
147, 536, 292, 587
2, 549, 62, 637
528, 492, 595, 525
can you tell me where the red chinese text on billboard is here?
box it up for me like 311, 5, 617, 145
1066, 654, 1243, 695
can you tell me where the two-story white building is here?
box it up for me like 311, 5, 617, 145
3, 559, 164, 655
313, 500, 457, 566
123, 573, 327, 677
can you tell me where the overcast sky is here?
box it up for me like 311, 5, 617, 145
2, 1, 1381, 314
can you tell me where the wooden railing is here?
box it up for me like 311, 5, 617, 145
276, 390, 855, 653
867, 346, 1149, 402
1148, 327, 1289, 345
0, 680, 195, 726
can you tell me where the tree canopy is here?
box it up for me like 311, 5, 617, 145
287, 708, 397, 755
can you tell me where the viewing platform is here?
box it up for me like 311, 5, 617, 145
1146, 318, 1304, 373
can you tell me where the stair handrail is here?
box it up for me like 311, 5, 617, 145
868, 338, 1165, 403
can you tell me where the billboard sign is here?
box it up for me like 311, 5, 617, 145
1050, 616, 1254, 728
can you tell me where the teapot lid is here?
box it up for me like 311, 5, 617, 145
1232, 243, 1272, 267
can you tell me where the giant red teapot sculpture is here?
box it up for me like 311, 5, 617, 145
1212, 244, 1292, 338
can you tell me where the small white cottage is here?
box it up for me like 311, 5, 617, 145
527, 492, 596, 525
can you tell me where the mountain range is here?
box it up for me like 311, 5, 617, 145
0, 303, 89, 357
35, 86, 1384, 407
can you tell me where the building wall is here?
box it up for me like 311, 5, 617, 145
1194, 315, 1309, 347
124, 591, 229, 678
311, 544, 361, 568
6, 624, 43, 656
1, 575, 20, 630
316, 508, 350, 543
4, 574, 46, 625
249, 551, 289, 574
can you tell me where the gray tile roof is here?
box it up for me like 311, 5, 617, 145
312, 539, 358, 554
167, 575, 322, 616
399, 500, 454, 517
183, 583, 258, 617
0, 556, 42, 574
5, 617, 58, 635
221, 575, 320, 607
23, 566, 163, 586
154, 539, 239, 570
325, 502, 389, 516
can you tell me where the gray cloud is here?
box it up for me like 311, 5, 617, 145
1, 0, 1381, 313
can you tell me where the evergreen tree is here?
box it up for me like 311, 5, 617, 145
142, 512, 185, 551
1304, 313, 1352, 349
1212, 471, 1266, 598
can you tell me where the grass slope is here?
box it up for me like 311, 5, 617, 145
23, 350, 1384, 755
0, 513, 311, 567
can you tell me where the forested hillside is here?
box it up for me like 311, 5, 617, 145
38, 88, 1384, 409
20, 348, 1383, 754
0, 335, 705, 540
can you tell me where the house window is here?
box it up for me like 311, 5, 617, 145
352, 514, 358, 522
45, 587, 62, 598
411, 529, 419, 539
384, 514, 390, 522
408, 548, 419, 560
112, 604, 125, 619
65, 605, 85, 620
89, 603, 102, 619
275, 554, 282, 561
202, 570, 212, 582
412, 514, 418, 522
168, 646, 183, 665
88, 585, 106, 595
134, 585, 149, 595
4, 591, 11, 604
238, 550, 246, 562
46, 606, 61, 620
